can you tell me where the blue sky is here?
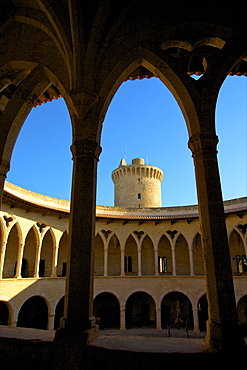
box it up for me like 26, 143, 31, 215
7, 75, 246, 207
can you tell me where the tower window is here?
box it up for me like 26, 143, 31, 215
138, 193, 141, 199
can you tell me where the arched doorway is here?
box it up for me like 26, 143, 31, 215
54, 296, 65, 330
126, 291, 156, 329
17, 296, 48, 330
237, 295, 247, 336
93, 292, 120, 329
198, 294, 208, 332
0, 301, 9, 325
161, 291, 193, 329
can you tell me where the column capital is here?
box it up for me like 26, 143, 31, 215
0, 159, 10, 178
188, 132, 219, 156
70, 139, 102, 160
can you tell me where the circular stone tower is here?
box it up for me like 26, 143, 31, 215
111, 158, 163, 208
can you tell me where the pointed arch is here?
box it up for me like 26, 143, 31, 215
23, 225, 39, 278
229, 229, 246, 275
124, 234, 138, 276
158, 234, 172, 275
175, 234, 190, 275
94, 233, 104, 276
141, 235, 155, 276
40, 228, 55, 277
57, 231, 69, 277
98, 46, 202, 141
3, 223, 20, 278
108, 233, 121, 276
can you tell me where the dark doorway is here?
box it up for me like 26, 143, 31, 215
198, 294, 208, 332
93, 292, 120, 329
237, 295, 247, 336
161, 291, 193, 329
0, 301, 9, 325
17, 296, 48, 330
126, 292, 156, 329
54, 297, 64, 330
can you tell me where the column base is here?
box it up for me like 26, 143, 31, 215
53, 317, 99, 369
205, 320, 247, 353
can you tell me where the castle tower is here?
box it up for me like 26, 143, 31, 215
111, 158, 163, 208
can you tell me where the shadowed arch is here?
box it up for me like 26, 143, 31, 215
93, 292, 120, 329
17, 296, 48, 330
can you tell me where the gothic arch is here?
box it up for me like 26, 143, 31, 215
57, 231, 69, 277
158, 234, 172, 275
193, 232, 204, 275
124, 234, 138, 276
23, 225, 39, 278
108, 233, 121, 276
94, 233, 104, 276
141, 235, 155, 276
175, 234, 190, 275
17, 295, 48, 330
98, 46, 202, 140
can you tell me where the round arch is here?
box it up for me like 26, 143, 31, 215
17, 295, 48, 330
93, 292, 120, 329
125, 291, 156, 329
161, 291, 193, 330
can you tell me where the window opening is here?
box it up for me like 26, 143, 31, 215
158, 256, 167, 273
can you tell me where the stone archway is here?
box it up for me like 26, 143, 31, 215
17, 296, 48, 330
125, 291, 156, 329
93, 292, 120, 329
161, 291, 193, 330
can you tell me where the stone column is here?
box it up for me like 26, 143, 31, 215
192, 302, 200, 333
14, 243, 24, 278
48, 312, 55, 331
137, 244, 142, 276
189, 132, 246, 352
0, 241, 6, 279
104, 245, 108, 277
51, 245, 59, 277
188, 240, 195, 276
120, 307, 126, 331
154, 247, 159, 276
120, 247, 125, 276
60, 138, 101, 342
156, 305, 162, 331
171, 243, 177, 276
0, 159, 10, 209
34, 243, 42, 278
